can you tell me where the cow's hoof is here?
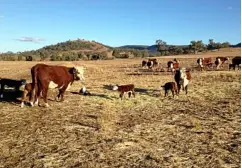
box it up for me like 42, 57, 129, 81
44, 103, 50, 108
20, 102, 24, 108
30, 102, 34, 107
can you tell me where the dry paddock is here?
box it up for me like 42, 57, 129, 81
0, 52, 241, 167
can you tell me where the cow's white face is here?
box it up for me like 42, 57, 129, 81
197, 58, 203, 67
179, 68, 187, 80
74, 66, 85, 80
113, 85, 119, 90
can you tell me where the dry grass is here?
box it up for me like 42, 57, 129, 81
0, 49, 241, 168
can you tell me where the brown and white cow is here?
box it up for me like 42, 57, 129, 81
197, 57, 213, 70
147, 58, 158, 69
167, 61, 179, 73
161, 82, 178, 98
30, 64, 85, 107
112, 84, 135, 100
21, 82, 40, 107
174, 68, 191, 94
215, 57, 229, 69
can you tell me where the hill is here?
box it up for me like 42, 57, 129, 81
18, 39, 113, 61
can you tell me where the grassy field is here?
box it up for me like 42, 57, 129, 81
0, 49, 241, 168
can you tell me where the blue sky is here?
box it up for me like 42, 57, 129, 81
0, 0, 241, 52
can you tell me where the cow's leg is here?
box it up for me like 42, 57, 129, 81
0, 84, 4, 98
175, 89, 178, 97
57, 87, 67, 102
172, 90, 175, 98
177, 84, 181, 95
21, 90, 28, 108
41, 86, 49, 107
164, 90, 168, 97
119, 92, 124, 100
185, 85, 188, 95
128, 92, 131, 98
132, 89, 135, 98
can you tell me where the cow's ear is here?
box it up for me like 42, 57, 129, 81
70, 68, 77, 74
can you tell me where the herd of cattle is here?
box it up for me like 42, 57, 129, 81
141, 56, 241, 72
0, 56, 240, 107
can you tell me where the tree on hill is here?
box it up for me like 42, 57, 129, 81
189, 40, 204, 54
215, 42, 222, 51
156, 40, 167, 55
221, 42, 230, 48
207, 39, 216, 50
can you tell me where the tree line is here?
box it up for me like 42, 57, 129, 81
156, 39, 231, 56
0, 38, 238, 61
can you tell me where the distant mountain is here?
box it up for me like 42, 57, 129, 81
118, 44, 190, 53
230, 43, 241, 48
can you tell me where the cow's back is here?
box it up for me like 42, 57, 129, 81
32, 64, 71, 84
232, 56, 241, 65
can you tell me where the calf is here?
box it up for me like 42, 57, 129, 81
174, 68, 192, 94
20, 83, 40, 107
197, 57, 213, 70
147, 59, 158, 69
161, 82, 178, 98
167, 61, 179, 73
0, 78, 26, 99
112, 84, 135, 100
79, 87, 91, 96
215, 57, 229, 69
30, 64, 85, 107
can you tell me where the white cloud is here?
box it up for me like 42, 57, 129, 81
15, 37, 45, 43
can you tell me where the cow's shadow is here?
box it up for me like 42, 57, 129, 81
70, 91, 115, 100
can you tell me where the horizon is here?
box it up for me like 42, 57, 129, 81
1, 0, 241, 52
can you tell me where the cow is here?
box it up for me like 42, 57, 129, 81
142, 60, 147, 68
167, 61, 179, 73
30, 64, 85, 107
26, 56, 33, 61
0, 78, 26, 99
147, 58, 158, 69
112, 84, 135, 100
174, 68, 192, 95
215, 57, 229, 69
21, 82, 40, 107
229, 56, 241, 70
197, 57, 213, 70
161, 82, 178, 98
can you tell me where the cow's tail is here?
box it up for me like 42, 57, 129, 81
30, 65, 38, 106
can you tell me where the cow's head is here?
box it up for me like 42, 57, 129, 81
197, 58, 204, 67
178, 68, 187, 80
70, 66, 85, 80
112, 85, 119, 91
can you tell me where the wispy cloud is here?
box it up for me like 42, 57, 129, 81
227, 6, 233, 10
15, 37, 45, 43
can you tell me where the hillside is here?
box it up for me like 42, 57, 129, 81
118, 43, 241, 53
0, 39, 240, 61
